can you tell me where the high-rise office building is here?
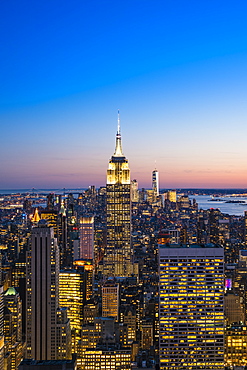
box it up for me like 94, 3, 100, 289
209, 209, 221, 244
146, 189, 155, 204
58, 203, 68, 268
4, 287, 23, 370
26, 221, 59, 360
119, 305, 136, 345
159, 243, 224, 370
0, 286, 4, 370
152, 168, 159, 198
141, 320, 153, 350
40, 210, 58, 235
46, 193, 55, 211
102, 280, 119, 321
225, 292, 245, 324
167, 190, 176, 203
73, 259, 94, 303
79, 216, 94, 260
225, 323, 247, 367
40, 208, 68, 268
104, 113, 132, 277
244, 211, 247, 244
59, 269, 84, 352
56, 307, 71, 360
130, 179, 139, 203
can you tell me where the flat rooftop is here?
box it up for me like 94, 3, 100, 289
159, 243, 223, 249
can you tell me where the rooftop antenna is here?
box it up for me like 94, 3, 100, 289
117, 109, 121, 135
114, 109, 123, 156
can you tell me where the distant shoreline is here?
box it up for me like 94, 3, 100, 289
1, 187, 247, 196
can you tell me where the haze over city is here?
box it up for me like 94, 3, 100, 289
1, 0, 247, 189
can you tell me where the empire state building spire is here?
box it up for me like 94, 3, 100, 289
104, 112, 132, 277
113, 110, 123, 157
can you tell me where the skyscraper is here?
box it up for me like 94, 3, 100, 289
130, 179, 139, 203
26, 221, 59, 360
73, 260, 94, 304
167, 189, 176, 203
4, 287, 23, 369
152, 168, 159, 198
79, 216, 94, 260
0, 286, 4, 370
159, 243, 224, 370
40, 207, 68, 268
102, 280, 119, 321
59, 269, 84, 352
104, 113, 132, 277
244, 211, 247, 244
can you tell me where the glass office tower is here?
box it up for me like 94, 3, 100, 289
159, 244, 224, 370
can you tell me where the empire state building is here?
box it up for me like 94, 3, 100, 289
104, 113, 132, 277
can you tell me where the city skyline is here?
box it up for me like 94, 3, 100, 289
1, 1, 247, 189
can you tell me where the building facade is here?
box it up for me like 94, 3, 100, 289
0, 286, 4, 370
102, 280, 119, 321
130, 179, 139, 203
26, 221, 59, 360
167, 190, 176, 203
152, 169, 159, 198
79, 216, 94, 260
4, 287, 23, 370
59, 269, 84, 352
225, 323, 247, 367
78, 348, 131, 370
159, 244, 224, 370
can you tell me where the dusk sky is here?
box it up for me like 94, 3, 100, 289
1, 1, 247, 189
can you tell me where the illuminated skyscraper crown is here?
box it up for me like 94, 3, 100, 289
107, 111, 130, 186
113, 110, 123, 157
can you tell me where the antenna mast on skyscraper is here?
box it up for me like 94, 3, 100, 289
117, 110, 121, 135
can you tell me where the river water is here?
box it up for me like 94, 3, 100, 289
189, 195, 247, 216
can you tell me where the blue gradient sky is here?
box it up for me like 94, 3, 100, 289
1, 0, 247, 189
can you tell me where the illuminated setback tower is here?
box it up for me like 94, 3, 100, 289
104, 113, 132, 277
